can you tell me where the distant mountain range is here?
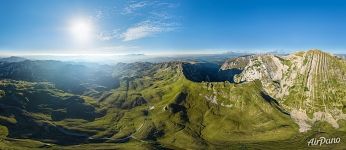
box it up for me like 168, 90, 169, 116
0, 56, 27, 63
0, 50, 345, 149
0, 52, 249, 64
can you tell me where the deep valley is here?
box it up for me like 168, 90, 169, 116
0, 50, 345, 149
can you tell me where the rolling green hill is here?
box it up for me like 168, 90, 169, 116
0, 50, 345, 149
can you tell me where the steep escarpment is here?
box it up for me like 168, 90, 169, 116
97, 61, 297, 149
220, 55, 256, 70
0, 54, 345, 149
231, 50, 346, 132
232, 54, 291, 98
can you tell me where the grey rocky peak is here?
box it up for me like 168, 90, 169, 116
227, 49, 346, 132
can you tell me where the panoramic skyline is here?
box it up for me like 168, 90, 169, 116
0, 1, 346, 149
1, 0, 346, 55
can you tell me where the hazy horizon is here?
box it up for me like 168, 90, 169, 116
1, 1, 346, 149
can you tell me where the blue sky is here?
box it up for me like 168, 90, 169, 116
1, 0, 346, 55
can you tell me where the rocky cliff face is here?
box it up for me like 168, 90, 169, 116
225, 50, 346, 132
233, 54, 291, 98
220, 55, 255, 70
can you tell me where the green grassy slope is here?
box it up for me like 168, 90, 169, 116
0, 51, 345, 149
90, 62, 299, 149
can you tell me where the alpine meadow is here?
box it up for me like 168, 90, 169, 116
0, 0, 346, 149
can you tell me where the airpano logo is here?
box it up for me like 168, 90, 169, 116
307, 137, 341, 146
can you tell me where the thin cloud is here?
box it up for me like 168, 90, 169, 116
97, 30, 120, 41
97, 1, 180, 41
121, 22, 161, 41
121, 21, 176, 41
122, 1, 148, 15
95, 10, 103, 19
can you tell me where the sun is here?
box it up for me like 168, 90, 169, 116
69, 18, 94, 44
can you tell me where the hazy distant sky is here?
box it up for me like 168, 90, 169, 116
1, 0, 346, 55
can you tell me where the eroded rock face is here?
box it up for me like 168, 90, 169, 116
233, 54, 291, 99
290, 109, 346, 132
229, 50, 346, 132
220, 55, 256, 70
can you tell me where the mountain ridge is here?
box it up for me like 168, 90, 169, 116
227, 50, 346, 132
0, 50, 345, 149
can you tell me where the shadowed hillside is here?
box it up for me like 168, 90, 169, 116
0, 60, 119, 96
0, 50, 345, 149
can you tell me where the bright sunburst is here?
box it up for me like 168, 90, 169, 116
69, 18, 94, 44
